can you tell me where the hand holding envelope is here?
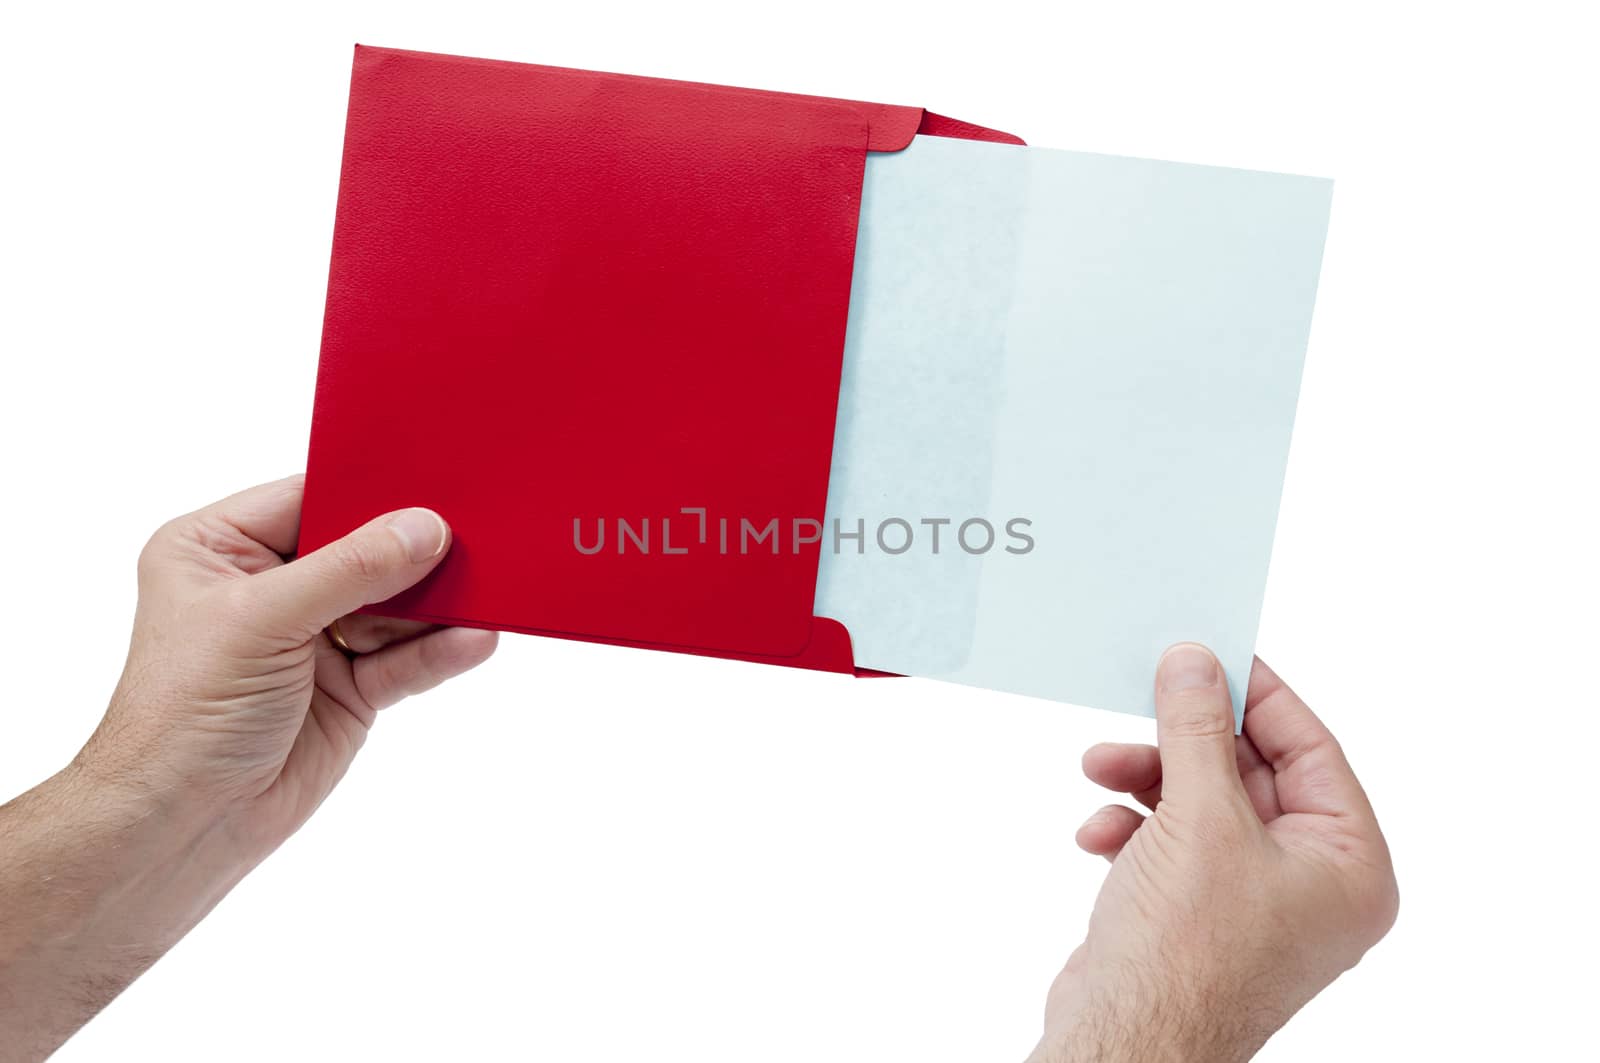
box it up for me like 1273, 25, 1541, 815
300, 46, 1330, 722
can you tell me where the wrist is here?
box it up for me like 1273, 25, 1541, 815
55, 755, 259, 902
72, 688, 276, 864
1031, 959, 1274, 1063
0, 761, 258, 1058
38, 755, 261, 947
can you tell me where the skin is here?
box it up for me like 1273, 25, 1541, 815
0, 476, 497, 1061
1027, 645, 1399, 1062
0, 477, 1397, 1060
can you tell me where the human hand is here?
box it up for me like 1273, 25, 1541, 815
1028, 645, 1398, 1063
1, 475, 497, 1060
80, 473, 498, 857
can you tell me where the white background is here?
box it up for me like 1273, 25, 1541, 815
1, 2, 1595, 1059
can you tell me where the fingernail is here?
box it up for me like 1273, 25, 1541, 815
1159, 643, 1219, 693
388, 508, 448, 562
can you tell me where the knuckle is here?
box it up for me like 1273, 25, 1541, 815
416, 632, 450, 674
1354, 866, 1401, 941
330, 533, 394, 585
215, 581, 258, 623
356, 651, 413, 709
362, 653, 401, 696
1172, 803, 1244, 851
1378, 877, 1401, 935
1157, 790, 1261, 855
203, 583, 261, 639
1207, 801, 1260, 847
1161, 697, 1234, 740
136, 518, 187, 577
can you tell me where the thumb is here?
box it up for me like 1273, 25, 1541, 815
1153, 642, 1247, 806
248, 508, 451, 641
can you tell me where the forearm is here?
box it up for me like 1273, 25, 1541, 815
1026, 965, 1272, 1063
0, 760, 250, 1061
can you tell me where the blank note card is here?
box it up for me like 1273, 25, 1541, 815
814, 136, 1332, 721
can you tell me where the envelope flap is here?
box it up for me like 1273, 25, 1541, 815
355, 45, 928, 152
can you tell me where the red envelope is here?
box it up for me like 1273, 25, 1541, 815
299, 45, 1023, 674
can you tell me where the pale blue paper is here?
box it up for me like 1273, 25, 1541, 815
814, 136, 1332, 721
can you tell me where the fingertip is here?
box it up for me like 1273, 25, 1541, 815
1083, 741, 1146, 767
1154, 643, 1232, 735
1245, 656, 1290, 712
386, 507, 451, 564
433, 625, 499, 669
1082, 742, 1163, 797
1074, 804, 1143, 857
461, 626, 499, 663
1157, 642, 1222, 696
1080, 744, 1108, 775
1073, 815, 1106, 853
352, 625, 500, 711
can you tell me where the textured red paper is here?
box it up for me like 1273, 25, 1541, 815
300, 45, 1022, 673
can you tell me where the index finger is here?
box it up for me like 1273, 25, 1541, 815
189, 474, 306, 557
1244, 657, 1379, 822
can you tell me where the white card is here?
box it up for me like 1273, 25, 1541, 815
814, 135, 1332, 720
